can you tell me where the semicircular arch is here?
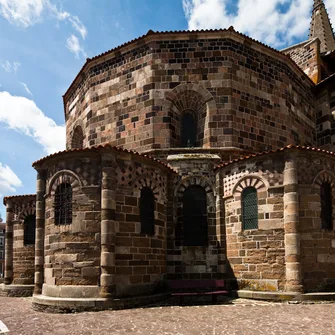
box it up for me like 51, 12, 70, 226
47, 170, 83, 196
232, 175, 269, 196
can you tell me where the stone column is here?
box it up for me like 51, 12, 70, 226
283, 153, 303, 292
216, 170, 227, 273
100, 156, 116, 298
4, 199, 14, 285
34, 169, 46, 294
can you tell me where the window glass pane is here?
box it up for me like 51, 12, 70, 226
183, 186, 208, 246
140, 187, 155, 234
242, 187, 258, 230
55, 183, 72, 225
181, 112, 197, 147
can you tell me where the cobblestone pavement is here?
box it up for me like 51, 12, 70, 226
0, 297, 334, 335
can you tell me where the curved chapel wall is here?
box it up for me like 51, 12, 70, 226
11, 196, 36, 285
36, 149, 172, 296
43, 153, 102, 286
64, 32, 315, 154
220, 155, 286, 291
297, 155, 335, 292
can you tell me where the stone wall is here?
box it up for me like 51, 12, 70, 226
34, 147, 173, 298
220, 155, 286, 291
298, 154, 335, 292
114, 152, 171, 297
315, 79, 335, 151
43, 153, 102, 287
64, 31, 315, 155
3, 195, 36, 286
0, 222, 5, 278
166, 154, 224, 280
283, 39, 320, 84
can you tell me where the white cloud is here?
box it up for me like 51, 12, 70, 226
0, 162, 23, 196
0, 0, 44, 27
0, 91, 65, 154
68, 16, 87, 39
0, 60, 20, 73
20, 82, 33, 96
0, 0, 87, 57
182, 0, 335, 48
66, 34, 87, 58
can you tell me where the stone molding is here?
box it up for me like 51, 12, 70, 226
231, 174, 269, 197
175, 175, 216, 206
47, 170, 82, 196
313, 170, 335, 189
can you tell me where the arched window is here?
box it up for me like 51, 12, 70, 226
71, 126, 84, 149
181, 112, 197, 147
242, 187, 258, 230
320, 182, 333, 230
55, 183, 72, 225
24, 214, 36, 245
183, 185, 208, 246
140, 187, 155, 234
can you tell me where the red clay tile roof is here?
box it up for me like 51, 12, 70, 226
62, 27, 315, 109
32, 144, 177, 173
3, 194, 36, 206
214, 145, 335, 170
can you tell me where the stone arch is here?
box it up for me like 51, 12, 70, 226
162, 83, 217, 148
174, 176, 216, 247
47, 170, 82, 196
175, 175, 216, 207
313, 170, 335, 189
18, 207, 36, 223
232, 175, 269, 196
131, 175, 161, 201
71, 125, 84, 149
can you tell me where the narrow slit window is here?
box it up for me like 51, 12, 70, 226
140, 187, 155, 235
183, 185, 208, 246
242, 187, 258, 230
24, 214, 36, 245
321, 182, 333, 230
55, 183, 72, 225
181, 112, 197, 147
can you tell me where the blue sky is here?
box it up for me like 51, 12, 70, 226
0, 0, 334, 220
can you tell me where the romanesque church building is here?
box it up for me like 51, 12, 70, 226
2, 0, 335, 310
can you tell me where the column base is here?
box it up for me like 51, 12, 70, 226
0, 283, 34, 297
32, 292, 169, 313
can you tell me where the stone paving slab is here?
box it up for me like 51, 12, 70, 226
0, 297, 335, 334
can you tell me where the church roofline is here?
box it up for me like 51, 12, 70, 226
214, 145, 335, 170
32, 144, 177, 173
62, 27, 315, 108
280, 37, 319, 53
3, 194, 36, 206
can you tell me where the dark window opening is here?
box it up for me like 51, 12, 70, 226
181, 112, 197, 147
242, 187, 258, 230
321, 182, 333, 230
183, 185, 208, 246
55, 183, 72, 225
24, 214, 36, 245
140, 187, 155, 235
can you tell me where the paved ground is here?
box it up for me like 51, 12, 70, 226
0, 297, 334, 334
